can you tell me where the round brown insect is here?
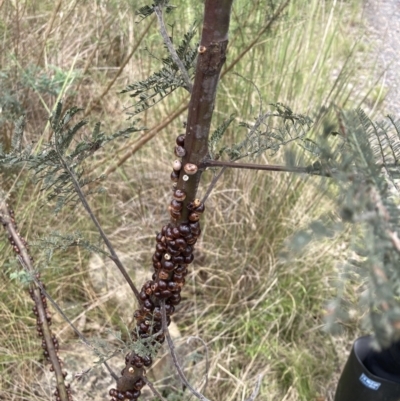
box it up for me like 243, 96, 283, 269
175, 237, 186, 249
170, 170, 179, 182
176, 134, 185, 146
142, 355, 152, 367
181, 245, 193, 256
195, 203, 205, 214
174, 145, 186, 158
162, 259, 175, 271
152, 253, 161, 263
165, 226, 174, 240
139, 323, 149, 333
165, 304, 175, 315
170, 199, 183, 211
143, 299, 154, 310
167, 239, 177, 249
189, 212, 200, 222
198, 45, 207, 53
139, 290, 148, 301
188, 198, 201, 210
167, 246, 180, 256
173, 189, 186, 201
156, 243, 165, 253
172, 255, 185, 264
158, 280, 168, 291
189, 221, 200, 234
171, 226, 181, 238
173, 274, 185, 284
184, 254, 194, 264
169, 208, 181, 220
169, 293, 181, 305
159, 290, 172, 299
178, 223, 191, 237
164, 253, 172, 261
186, 236, 198, 245
159, 269, 169, 280
183, 163, 198, 175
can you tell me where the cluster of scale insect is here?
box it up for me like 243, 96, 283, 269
1, 206, 72, 401
109, 135, 204, 401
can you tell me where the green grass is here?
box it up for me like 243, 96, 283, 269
0, 0, 380, 400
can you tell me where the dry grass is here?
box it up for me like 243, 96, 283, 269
0, 0, 380, 400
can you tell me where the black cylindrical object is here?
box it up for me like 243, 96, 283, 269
335, 336, 400, 401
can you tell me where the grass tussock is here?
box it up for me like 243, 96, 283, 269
0, 0, 378, 400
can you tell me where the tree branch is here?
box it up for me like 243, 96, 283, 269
53, 142, 141, 304
0, 193, 70, 401
174, 0, 234, 223
200, 159, 310, 174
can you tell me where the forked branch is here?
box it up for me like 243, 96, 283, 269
0, 192, 71, 401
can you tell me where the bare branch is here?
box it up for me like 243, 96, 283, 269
154, 5, 193, 93
0, 193, 70, 401
53, 141, 141, 304
18, 241, 119, 382
201, 166, 227, 204
200, 159, 310, 174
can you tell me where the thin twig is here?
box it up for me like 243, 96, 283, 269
200, 159, 308, 173
200, 159, 334, 176
53, 142, 141, 304
154, 5, 193, 93
244, 374, 263, 401
201, 166, 226, 204
142, 376, 169, 401
160, 301, 211, 401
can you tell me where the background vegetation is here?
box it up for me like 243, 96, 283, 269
0, 0, 384, 400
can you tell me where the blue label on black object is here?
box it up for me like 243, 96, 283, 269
359, 373, 381, 390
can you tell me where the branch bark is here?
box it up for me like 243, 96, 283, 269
175, 0, 234, 223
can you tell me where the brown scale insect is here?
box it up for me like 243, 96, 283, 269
178, 223, 191, 237
170, 170, 179, 182
169, 208, 181, 220
172, 255, 185, 264
170, 199, 183, 211
173, 189, 186, 201
183, 163, 198, 175
176, 134, 185, 146
174, 145, 186, 158
188, 212, 200, 222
